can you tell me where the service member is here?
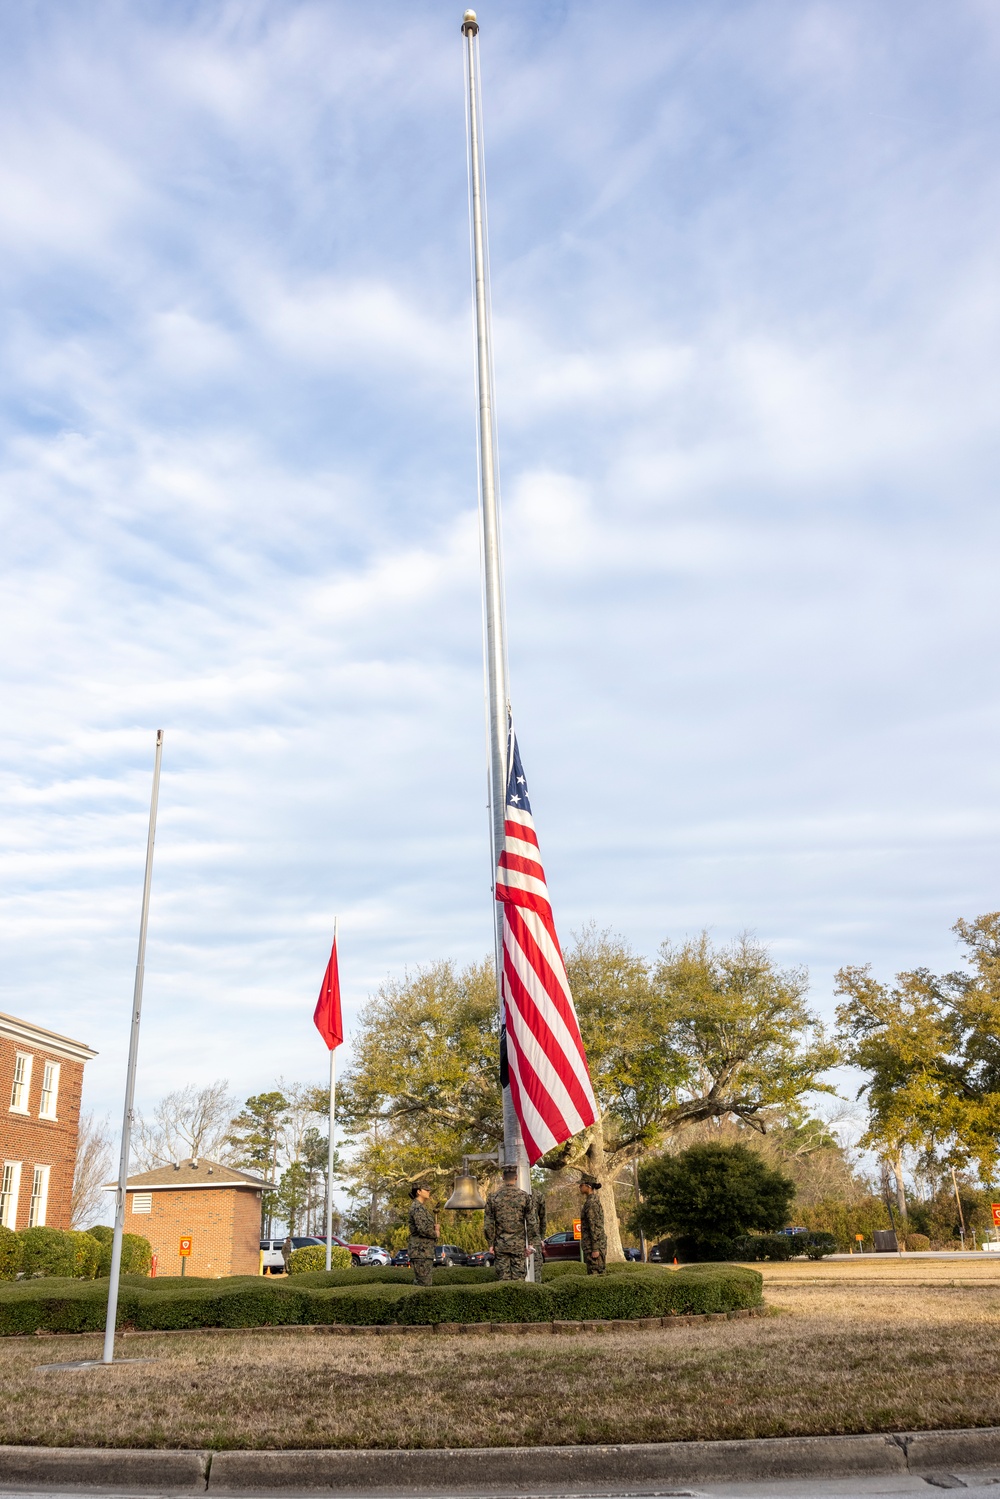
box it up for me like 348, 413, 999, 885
579, 1173, 606, 1274
408, 1184, 439, 1287
484, 1164, 539, 1281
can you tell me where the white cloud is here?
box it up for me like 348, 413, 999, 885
1, 0, 999, 1136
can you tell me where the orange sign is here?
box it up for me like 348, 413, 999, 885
573, 1220, 582, 1240
855, 1234, 864, 1242
179, 1237, 193, 1257
991, 1204, 1000, 1228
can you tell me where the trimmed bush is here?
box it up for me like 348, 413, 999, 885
803, 1232, 837, 1260
288, 1245, 352, 1274
541, 1259, 654, 1281
84, 1228, 152, 1278
733, 1234, 795, 1262
0, 1262, 762, 1335
291, 1265, 496, 1289
550, 1265, 762, 1321
300, 1285, 419, 1325
905, 1232, 931, 1252
0, 1225, 23, 1281
18, 1228, 102, 1279
395, 1281, 554, 1325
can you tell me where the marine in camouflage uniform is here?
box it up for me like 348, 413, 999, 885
484, 1166, 539, 1281
579, 1174, 606, 1275
531, 1190, 548, 1269
407, 1186, 438, 1287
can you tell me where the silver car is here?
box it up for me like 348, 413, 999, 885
360, 1245, 391, 1266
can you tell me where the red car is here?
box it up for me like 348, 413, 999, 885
542, 1231, 584, 1262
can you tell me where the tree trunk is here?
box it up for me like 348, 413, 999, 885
585, 1116, 625, 1262
891, 1152, 907, 1220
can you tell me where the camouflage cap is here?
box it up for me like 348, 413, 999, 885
579, 1173, 602, 1188
501, 1163, 519, 1179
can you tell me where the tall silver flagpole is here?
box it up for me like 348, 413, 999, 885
325, 916, 338, 1272
462, 10, 533, 1228
103, 729, 163, 1365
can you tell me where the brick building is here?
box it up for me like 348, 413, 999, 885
0, 1011, 97, 1231
119, 1158, 270, 1277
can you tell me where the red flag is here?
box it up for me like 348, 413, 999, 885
313, 937, 343, 1050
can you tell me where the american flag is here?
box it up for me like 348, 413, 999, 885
496, 724, 598, 1163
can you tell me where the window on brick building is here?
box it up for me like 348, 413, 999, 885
0, 1162, 21, 1228
38, 1062, 60, 1120
10, 1053, 32, 1114
28, 1165, 50, 1227
132, 1193, 152, 1214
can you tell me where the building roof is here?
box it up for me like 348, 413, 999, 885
109, 1158, 273, 1192
0, 1010, 98, 1063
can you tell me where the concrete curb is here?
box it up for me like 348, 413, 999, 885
0, 1445, 209, 1490
208, 1434, 905, 1492
1, 1428, 1000, 1494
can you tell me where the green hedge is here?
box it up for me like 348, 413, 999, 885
0, 1262, 762, 1335
549, 1264, 762, 1320
290, 1266, 496, 1288
395, 1281, 554, 1324
0, 1226, 23, 1281
288, 1245, 352, 1274
541, 1260, 654, 1280
85, 1227, 153, 1277
300, 1285, 419, 1325
733, 1232, 836, 1262
18, 1228, 102, 1279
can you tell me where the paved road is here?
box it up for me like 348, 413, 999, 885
2, 1476, 1000, 1499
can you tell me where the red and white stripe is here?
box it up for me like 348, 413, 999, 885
496, 801, 598, 1163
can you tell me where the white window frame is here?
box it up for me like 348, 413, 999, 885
28, 1164, 50, 1227
38, 1061, 60, 1120
10, 1053, 32, 1114
131, 1192, 152, 1215
0, 1162, 22, 1229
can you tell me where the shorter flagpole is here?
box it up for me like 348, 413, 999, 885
103, 729, 163, 1366
325, 917, 338, 1272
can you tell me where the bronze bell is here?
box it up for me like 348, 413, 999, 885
443, 1172, 487, 1212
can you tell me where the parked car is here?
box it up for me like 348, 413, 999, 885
434, 1244, 469, 1267
541, 1230, 583, 1262
360, 1246, 392, 1267
465, 1250, 495, 1268
259, 1234, 370, 1272
390, 1249, 410, 1267
623, 1246, 642, 1261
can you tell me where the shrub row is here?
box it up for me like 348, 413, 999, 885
287, 1245, 353, 1274
733, 1232, 837, 1262
0, 1263, 762, 1335
0, 1225, 152, 1281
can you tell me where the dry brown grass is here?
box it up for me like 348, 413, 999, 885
4, 1259, 1000, 1450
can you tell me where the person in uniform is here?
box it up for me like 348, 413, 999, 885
531, 1188, 548, 1271
408, 1184, 438, 1287
484, 1164, 539, 1281
579, 1173, 607, 1274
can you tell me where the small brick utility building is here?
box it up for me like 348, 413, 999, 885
1, 1010, 97, 1231
119, 1158, 270, 1277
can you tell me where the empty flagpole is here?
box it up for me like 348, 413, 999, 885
325, 916, 338, 1272
103, 729, 163, 1366
461, 10, 532, 1210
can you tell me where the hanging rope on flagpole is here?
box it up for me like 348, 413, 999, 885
103, 729, 163, 1366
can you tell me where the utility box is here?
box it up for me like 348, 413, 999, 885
873, 1229, 898, 1253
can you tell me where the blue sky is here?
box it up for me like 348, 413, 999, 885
2, 0, 999, 1135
